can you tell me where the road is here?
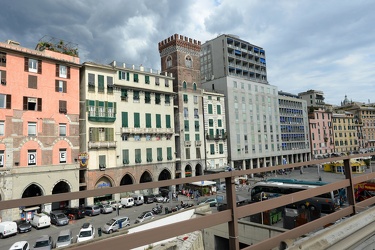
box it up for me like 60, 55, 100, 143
0, 200, 185, 250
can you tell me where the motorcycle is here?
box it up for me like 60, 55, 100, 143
152, 204, 163, 215
162, 197, 170, 203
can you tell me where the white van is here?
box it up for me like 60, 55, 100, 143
121, 197, 134, 208
0, 221, 17, 238
30, 213, 51, 229
132, 194, 144, 206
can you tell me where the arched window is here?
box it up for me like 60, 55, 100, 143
166, 56, 172, 68
183, 81, 187, 89
193, 82, 197, 91
185, 55, 192, 68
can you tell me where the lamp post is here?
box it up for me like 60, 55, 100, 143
260, 192, 267, 224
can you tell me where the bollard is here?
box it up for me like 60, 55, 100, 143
165, 207, 169, 214
98, 227, 102, 237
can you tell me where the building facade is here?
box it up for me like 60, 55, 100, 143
158, 34, 206, 181
80, 61, 175, 205
332, 112, 358, 153
0, 39, 81, 220
203, 91, 228, 170
278, 91, 311, 163
298, 89, 326, 109
200, 34, 286, 170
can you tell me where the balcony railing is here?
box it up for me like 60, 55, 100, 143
88, 141, 117, 149
121, 127, 174, 134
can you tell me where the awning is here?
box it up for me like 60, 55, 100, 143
190, 181, 216, 187
23, 206, 40, 212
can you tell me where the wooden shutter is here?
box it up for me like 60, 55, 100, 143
56, 64, 60, 77
6, 94, 11, 109
37, 60, 42, 74
37, 98, 42, 111
55, 80, 59, 92
28, 75, 37, 89
23, 96, 28, 110
24, 58, 29, 71
67, 66, 70, 79
64, 81, 67, 93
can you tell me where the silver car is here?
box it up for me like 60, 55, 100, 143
135, 211, 154, 224
50, 212, 69, 226
99, 204, 113, 214
55, 229, 73, 248
34, 235, 53, 250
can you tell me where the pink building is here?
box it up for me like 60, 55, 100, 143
0, 39, 81, 220
308, 108, 334, 158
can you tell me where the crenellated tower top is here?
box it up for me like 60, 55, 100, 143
158, 34, 201, 53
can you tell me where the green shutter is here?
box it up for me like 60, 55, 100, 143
126, 72, 129, 80
219, 144, 223, 153
92, 128, 99, 142
184, 120, 189, 131
122, 112, 128, 127
118, 71, 121, 79
208, 104, 213, 114
146, 113, 151, 128
166, 115, 171, 128
156, 114, 161, 128
210, 144, 215, 154
145, 75, 150, 84
98, 75, 104, 90
209, 129, 214, 136
134, 113, 140, 128
218, 119, 222, 127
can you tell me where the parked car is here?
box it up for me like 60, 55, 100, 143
55, 229, 73, 248
62, 207, 85, 220
50, 212, 69, 226
108, 200, 122, 210
9, 241, 30, 250
154, 194, 165, 203
30, 213, 51, 229
99, 204, 113, 214
84, 205, 101, 216
144, 194, 155, 204
33, 235, 53, 250
134, 211, 154, 224
76, 223, 95, 243
120, 197, 134, 208
198, 198, 218, 207
132, 194, 144, 206
0, 221, 17, 238
14, 219, 32, 233
102, 216, 130, 234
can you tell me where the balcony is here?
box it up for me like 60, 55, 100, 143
88, 114, 116, 123
184, 141, 191, 147
88, 141, 117, 149
195, 141, 202, 147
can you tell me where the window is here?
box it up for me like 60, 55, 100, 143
184, 120, 189, 131
185, 134, 190, 141
98, 75, 104, 92
122, 149, 129, 164
147, 148, 153, 162
183, 81, 187, 89
184, 107, 188, 118
0, 121, 4, 136
0, 150, 3, 167
157, 148, 163, 161
219, 144, 224, 154
23, 97, 42, 111
208, 104, 213, 114
107, 76, 114, 90
166, 115, 171, 128
89, 127, 114, 142
59, 100, 67, 114
88, 73, 95, 91
185, 55, 192, 68
183, 94, 188, 103
155, 77, 160, 86
134, 113, 140, 128
210, 144, 215, 155
145, 75, 150, 84
28, 75, 37, 89
186, 148, 190, 159
156, 114, 161, 128
155, 93, 161, 104
217, 105, 221, 114
135, 149, 141, 163
146, 113, 151, 128
134, 73, 139, 82
28, 150, 36, 166
121, 89, 128, 101
55, 80, 67, 93
56, 65, 69, 78
165, 79, 169, 87
195, 121, 199, 132
122, 112, 128, 127
209, 119, 214, 127
0, 52, 6, 67
195, 134, 200, 141
119, 71, 129, 80
193, 83, 197, 91
194, 108, 199, 118
134, 135, 141, 141
133, 91, 140, 102
194, 96, 198, 104
59, 149, 67, 163
165, 95, 170, 104
166, 56, 172, 68
99, 155, 106, 169
218, 119, 222, 127
167, 147, 172, 160
59, 124, 66, 136
0, 94, 11, 109
0, 70, 6, 85
26, 58, 39, 73
145, 92, 151, 104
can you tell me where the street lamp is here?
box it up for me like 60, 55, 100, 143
260, 192, 267, 224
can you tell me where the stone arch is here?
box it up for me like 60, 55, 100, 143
21, 182, 45, 198
140, 170, 153, 183
51, 180, 71, 210
195, 163, 203, 176
17, 137, 44, 150
94, 175, 115, 203
185, 164, 192, 177
120, 173, 135, 185
158, 168, 172, 181
51, 137, 74, 148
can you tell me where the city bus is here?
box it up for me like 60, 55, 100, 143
250, 179, 341, 214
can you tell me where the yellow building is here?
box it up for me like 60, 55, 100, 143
332, 112, 358, 153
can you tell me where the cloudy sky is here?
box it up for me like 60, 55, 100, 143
1, 0, 374, 105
